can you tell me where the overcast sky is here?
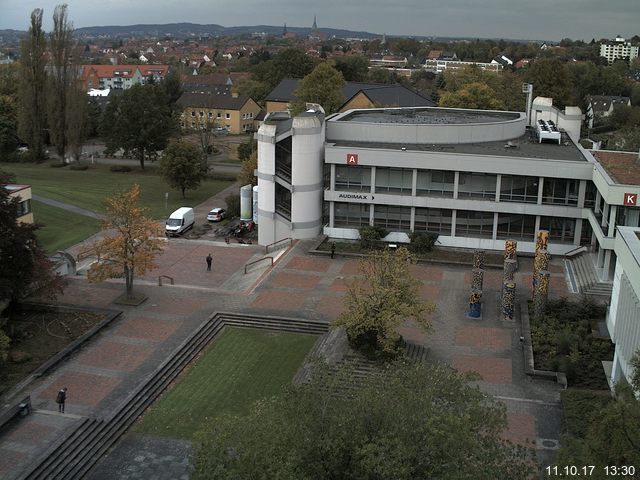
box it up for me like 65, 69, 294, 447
1, 0, 638, 42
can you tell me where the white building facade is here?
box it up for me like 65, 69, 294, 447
600, 38, 639, 64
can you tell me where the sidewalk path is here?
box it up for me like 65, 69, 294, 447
32, 194, 105, 220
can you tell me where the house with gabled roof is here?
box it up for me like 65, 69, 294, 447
78, 64, 170, 91
585, 95, 632, 128
176, 90, 261, 134
265, 79, 434, 113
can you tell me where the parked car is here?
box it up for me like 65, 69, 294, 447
206, 208, 226, 222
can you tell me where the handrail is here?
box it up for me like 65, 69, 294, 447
158, 275, 174, 286
76, 247, 97, 262
244, 256, 273, 274
564, 245, 587, 258
264, 237, 292, 254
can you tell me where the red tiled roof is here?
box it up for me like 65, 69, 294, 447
593, 150, 640, 185
80, 64, 169, 80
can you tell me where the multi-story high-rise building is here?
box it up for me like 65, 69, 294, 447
600, 36, 639, 64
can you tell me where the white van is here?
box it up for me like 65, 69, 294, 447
165, 207, 195, 236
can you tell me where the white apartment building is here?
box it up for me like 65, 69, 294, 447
600, 37, 639, 64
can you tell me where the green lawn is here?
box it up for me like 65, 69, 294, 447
134, 327, 317, 440
4, 161, 234, 219
32, 200, 102, 253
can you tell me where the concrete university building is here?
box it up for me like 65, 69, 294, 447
256, 102, 640, 384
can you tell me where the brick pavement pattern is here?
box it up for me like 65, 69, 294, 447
0, 237, 576, 479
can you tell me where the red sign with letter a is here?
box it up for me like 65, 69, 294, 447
624, 193, 637, 206
346, 153, 358, 166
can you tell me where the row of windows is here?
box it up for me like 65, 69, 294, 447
191, 111, 232, 120
333, 202, 577, 243
334, 166, 580, 206
17, 199, 31, 217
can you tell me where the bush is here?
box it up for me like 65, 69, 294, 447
358, 225, 387, 251
110, 165, 132, 173
409, 231, 439, 254
69, 164, 89, 171
49, 162, 68, 168
225, 193, 240, 218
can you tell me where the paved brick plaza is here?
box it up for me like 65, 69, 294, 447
0, 238, 569, 479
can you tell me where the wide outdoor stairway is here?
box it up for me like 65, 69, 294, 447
567, 254, 613, 297
20, 313, 328, 480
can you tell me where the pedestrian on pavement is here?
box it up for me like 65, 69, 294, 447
330, 242, 336, 259
206, 253, 213, 271
56, 387, 67, 413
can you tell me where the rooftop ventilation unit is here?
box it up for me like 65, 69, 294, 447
535, 119, 561, 144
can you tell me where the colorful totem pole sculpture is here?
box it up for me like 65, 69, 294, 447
468, 249, 485, 318
501, 240, 518, 321
532, 230, 551, 316
501, 281, 516, 321
533, 271, 550, 317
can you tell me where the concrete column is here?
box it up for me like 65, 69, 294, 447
534, 215, 541, 235
412, 168, 417, 197
453, 171, 460, 200
603, 250, 612, 279
329, 201, 335, 228
330, 164, 336, 190
574, 219, 583, 245
595, 190, 601, 215
495, 174, 502, 202
370, 166, 376, 194
369, 204, 374, 226
492, 212, 499, 240
577, 180, 586, 208
451, 210, 457, 237
608, 205, 618, 237
537, 177, 544, 205
410, 207, 415, 232
601, 201, 610, 228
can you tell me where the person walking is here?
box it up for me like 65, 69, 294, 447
330, 242, 336, 259
56, 387, 67, 413
206, 253, 213, 271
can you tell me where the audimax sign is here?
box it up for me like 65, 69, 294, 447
337, 193, 375, 201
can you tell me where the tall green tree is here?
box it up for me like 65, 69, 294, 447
65, 85, 90, 161
237, 150, 257, 187
439, 82, 505, 110
18, 9, 48, 162
101, 84, 176, 169
192, 361, 534, 480
333, 55, 370, 82
333, 247, 435, 358
47, 4, 75, 162
160, 139, 208, 198
523, 58, 574, 108
0, 64, 19, 155
291, 62, 346, 115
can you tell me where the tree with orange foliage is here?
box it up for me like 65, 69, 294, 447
87, 184, 164, 299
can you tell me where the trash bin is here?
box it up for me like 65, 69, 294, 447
19, 402, 30, 417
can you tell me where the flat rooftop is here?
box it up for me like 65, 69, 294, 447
592, 151, 640, 185
337, 107, 521, 125
330, 130, 588, 162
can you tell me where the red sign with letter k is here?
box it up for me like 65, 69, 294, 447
624, 193, 637, 206
346, 153, 358, 165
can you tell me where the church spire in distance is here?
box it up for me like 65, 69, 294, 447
312, 15, 317, 30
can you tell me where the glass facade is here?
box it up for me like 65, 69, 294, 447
455, 210, 494, 238
496, 214, 536, 240
414, 207, 452, 236
500, 175, 539, 203
539, 216, 575, 243
375, 167, 413, 194
275, 183, 291, 220
416, 170, 454, 197
373, 205, 411, 231
335, 165, 372, 192
458, 172, 496, 199
334, 202, 370, 228
542, 178, 579, 206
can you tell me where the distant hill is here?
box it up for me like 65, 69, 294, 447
72, 22, 379, 39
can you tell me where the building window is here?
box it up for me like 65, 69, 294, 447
539, 216, 576, 243
414, 207, 452, 236
217, 112, 221, 118
542, 178, 578, 206
249, 112, 253, 118
500, 175, 538, 203
17, 199, 31, 217
584, 181, 597, 209
199, 111, 204, 117
458, 172, 497, 199
375, 167, 413, 194
208, 112, 213, 118
190, 111, 196, 117
225, 113, 231, 119
456, 210, 494, 238
496, 214, 536, 240
275, 183, 291, 221
334, 202, 370, 228
416, 170, 454, 197
335, 165, 372, 192
373, 205, 411, 231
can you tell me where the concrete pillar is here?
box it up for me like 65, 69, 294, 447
533, 270, 550, 317
608, 205, 618, 237
451, 210, 457, 237
574, 219, 583, 245
468, 289, 482, 318
537, 177, 544, 204
453, 171, 460, 200
412, 168, 417, 196
501, 281, 516, 322
495, 174, 502, 202
471, 268, 484, 291
329, 201, 335, 228
577, 180, 586, 208
473, 250, 485, 270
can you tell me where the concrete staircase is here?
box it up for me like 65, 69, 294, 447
567, 254, 613, 297
20, 313, 328, 480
